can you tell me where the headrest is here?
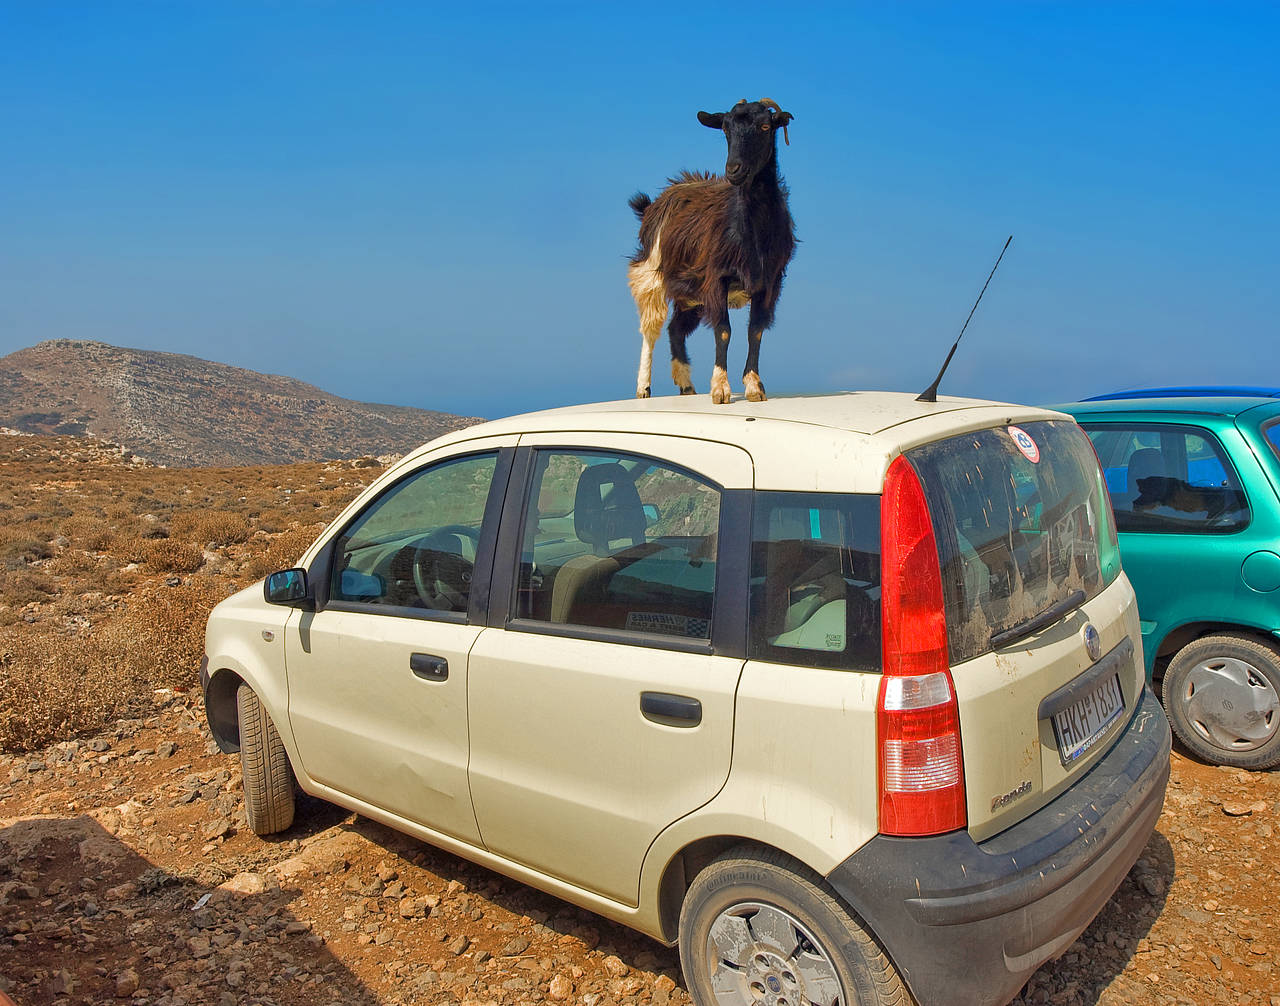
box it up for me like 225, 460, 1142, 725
574, 463, 646, 555
1126, 448, 1167, 493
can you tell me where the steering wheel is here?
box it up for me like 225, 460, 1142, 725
411, 525, 482, 611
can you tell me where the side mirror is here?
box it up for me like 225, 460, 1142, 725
642, 503, 661, 527
264, 568, 310, 606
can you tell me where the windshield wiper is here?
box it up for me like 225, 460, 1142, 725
990, 589, 1087, 650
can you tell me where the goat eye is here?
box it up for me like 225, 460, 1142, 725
761, 123, 771, 131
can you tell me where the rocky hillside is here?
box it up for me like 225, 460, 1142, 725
0, 340, 480, 467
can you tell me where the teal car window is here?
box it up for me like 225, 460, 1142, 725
1084, 424, 1249, 534
1266, 419, 1280, 463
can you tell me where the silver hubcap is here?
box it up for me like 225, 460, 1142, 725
705, 902, 843, 1006
1180, 656, 1280, 751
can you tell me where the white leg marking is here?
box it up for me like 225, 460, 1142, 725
628, 236, 667, 398
744, 371, 767, 402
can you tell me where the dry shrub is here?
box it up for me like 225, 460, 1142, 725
0, 626, 140, 751
143, 539, 205, 574
169, 512, 201, 536
47, 550, 98, 576
189, 512, 250, 547
0, 570, 58, 605
111, 534, 151, 565
0, 580, 224, 751
244, 525, 323, 580
62, 516, 114, 551
0, 533, 53, 569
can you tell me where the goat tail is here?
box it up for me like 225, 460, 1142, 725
628, 192, 652, 222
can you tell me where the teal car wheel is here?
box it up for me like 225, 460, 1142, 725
1163, 634, 1280, 770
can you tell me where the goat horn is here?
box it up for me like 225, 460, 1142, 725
758, 98, 790, 145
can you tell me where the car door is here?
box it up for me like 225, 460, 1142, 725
285, 439, 514, 845
467, 432, 753, 905
1082, 421, 1254, 671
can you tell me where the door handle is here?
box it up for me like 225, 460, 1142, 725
641, 691, 702, 727
410, 653, 449, 682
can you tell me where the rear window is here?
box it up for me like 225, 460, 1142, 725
907, 420, 1120, 664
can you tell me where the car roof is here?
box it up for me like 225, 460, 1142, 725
411, 391, 1070, 493
1056, 395, 1280, 423
1083, 385, 1280, 401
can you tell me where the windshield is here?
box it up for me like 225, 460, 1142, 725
907, 420, 1120, 664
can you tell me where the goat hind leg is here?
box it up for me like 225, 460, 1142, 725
633, 299, 667, 399
667, 307, 700, 395
710, 320, 733, 405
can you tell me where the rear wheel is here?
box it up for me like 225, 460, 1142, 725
236, 683, 296, 834
678, 846, 910, 1006
1162, 634, 1280, 770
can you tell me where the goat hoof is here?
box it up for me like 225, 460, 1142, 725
746, 388, 767, 402
679, 386, 697, 396
636, 387, 651, 399
744, 372, 767, 402
711, 388, 732, 405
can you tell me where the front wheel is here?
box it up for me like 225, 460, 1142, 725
236, 683, 296, 834
1162, 633, 1280, 770
678, 846, 910, 1006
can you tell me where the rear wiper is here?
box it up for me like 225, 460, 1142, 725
990, 589, 1087, 650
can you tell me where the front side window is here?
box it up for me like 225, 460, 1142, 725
1084, 424, 1250, 534
516, 450, 720, 639
749, 492, 881, 670
330, 452, 498, 614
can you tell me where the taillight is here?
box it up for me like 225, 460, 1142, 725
878, 455, 966, 835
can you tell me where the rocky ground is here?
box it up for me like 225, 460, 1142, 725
1, 692, 1277, 1006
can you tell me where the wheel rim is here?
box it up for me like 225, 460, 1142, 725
704, 901, 844, 1006
1180, 655, 1280, 752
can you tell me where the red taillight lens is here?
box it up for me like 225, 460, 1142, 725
878, 456, 966, 835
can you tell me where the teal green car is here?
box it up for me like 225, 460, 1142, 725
1058, 395, 1280, 769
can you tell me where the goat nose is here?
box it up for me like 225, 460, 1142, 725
726, 161, 742, 174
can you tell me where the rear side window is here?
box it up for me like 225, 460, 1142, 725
515, 449, 720, 639
1263, 419, 1280, 463
1083, 423, 1250, 534
907, 421, 1118, 664
749, 492, 881, 670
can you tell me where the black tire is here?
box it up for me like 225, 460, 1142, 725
1162, 633, 1280, 770
236, 683, 296, 834
678, 846, 911, 1006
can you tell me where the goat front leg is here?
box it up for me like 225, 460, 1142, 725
744, 293, 774, 402
667, 307, 700, 395
709, 288, 733, 404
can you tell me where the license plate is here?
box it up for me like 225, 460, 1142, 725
1052, 672, 1125, 764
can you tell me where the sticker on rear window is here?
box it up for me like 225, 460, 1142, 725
1008, 426, 1040, 463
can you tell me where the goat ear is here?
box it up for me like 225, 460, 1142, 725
697, 110, 724, 129
771, 110, 794, 127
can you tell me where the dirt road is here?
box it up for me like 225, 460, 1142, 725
1, 692, 1277, 1006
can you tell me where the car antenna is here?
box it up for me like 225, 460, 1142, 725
916, 235, 1013, 403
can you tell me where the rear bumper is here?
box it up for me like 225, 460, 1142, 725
827, 685, 1170, 1006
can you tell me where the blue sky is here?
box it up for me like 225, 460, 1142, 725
2, 2, 1276, 420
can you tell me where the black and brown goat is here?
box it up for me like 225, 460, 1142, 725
628, 98, 795, 403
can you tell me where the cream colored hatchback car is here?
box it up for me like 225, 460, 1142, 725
202, 392, 1170, 1006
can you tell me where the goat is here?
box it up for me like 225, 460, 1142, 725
628, 98, 795, 404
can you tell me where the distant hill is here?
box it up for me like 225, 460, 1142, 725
0, 340, 481, 467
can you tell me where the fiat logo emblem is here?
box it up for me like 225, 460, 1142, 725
1083, 624, 1102, 662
